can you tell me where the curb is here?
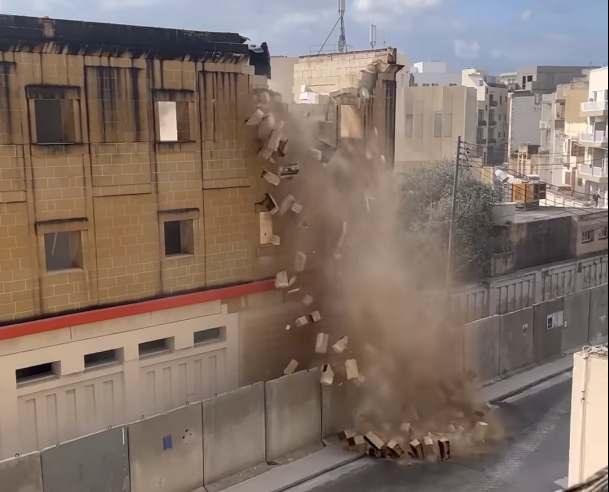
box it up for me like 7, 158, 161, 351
487, 366, 573, 403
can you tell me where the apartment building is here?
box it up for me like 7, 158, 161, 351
0, 14, 311, 459
409, 61, 461, 87
516, 65, 594, 93
498, 71, 518, 92
394, 85, 477, 170
462, 68, 509, 165
576, 66, 608, 205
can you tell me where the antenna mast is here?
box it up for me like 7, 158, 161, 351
369, 24, 377, 49
338, 0, 347, 53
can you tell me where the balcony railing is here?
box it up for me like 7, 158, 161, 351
488, 138, 497, 144
539, 120, 551, 129
489, 100, 498, 107
477, 137, 486, 144
581, 100, 608, 112
488, 120, 497, 126
579, 131, 608, 145
478, 120, 487, 126
579, 162, 608, 178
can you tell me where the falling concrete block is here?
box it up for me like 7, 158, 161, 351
259, 91, 271, 104
258, 113, 275, 141
295, 316, 309, 328
347, 435, 365, 447
266, 122, 285, 153
279, 164, 299, 178
423, 436, 437, 461
475, 422, 489, 442
400, 422, 412, 434
438, 438, 451, 461
334, 221, 348, 258
309, 311, 322, 323
279, 194, 296, 215
274, 270, 289, 289
285, 324, 291, 331
332, 336, 348, 354
244, 108, 264, 126
261, 193, 279, 215
345, 359, 359, 380
261, 169, 281, 186
386, 439, 405, 458
315, 333, 329, 354
284, 359, 298, 375
364, 432, 386, 452
294, 252, 307, 272
288, 276, 297, 287
320, 364, 334, 385
301, 295, 314, 307
270, 235, 281, 246
409, 439, 423, 460
338, 430, 356, 441
309, 148, 323, 161
277, 138, 289, 157
291, 202, 303, 214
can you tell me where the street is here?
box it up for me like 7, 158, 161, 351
289, 373, 573, 492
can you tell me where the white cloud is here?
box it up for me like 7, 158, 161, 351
453, 39, 480, 59
99, 0, 164, 10
352, 0, 444, 26
521, 9, 532, 21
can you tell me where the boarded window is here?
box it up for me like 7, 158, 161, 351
44, 231, 83, 271
164, 220, 194, 256
34, 99, 76, 144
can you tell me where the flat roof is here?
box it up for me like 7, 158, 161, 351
513, 206, 605, 224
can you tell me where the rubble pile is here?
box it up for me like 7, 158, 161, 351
244, 86, 496, 463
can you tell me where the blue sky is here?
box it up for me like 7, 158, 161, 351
0, 0, 607, 74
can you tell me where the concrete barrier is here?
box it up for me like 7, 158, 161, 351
463, 316, 500, 382
128, 403, 203, 492
40, 426, 129, 492
265, 369, 322, 463
589, 284, 608, 345
499, 307, 534, 375
533, 297, 565, 363
321, 383, 352, 442
0, 452, 43, 492
563, 289, 591, 353
203, 383, 269, 490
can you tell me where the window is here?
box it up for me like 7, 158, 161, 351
85, 349, 119, 368
581, 230, 594, 243
577, 178, 583, 187
405, 114, 413, 138
499, 96, 503, 104
164, 220, 194, 256
433, 112, 443, 138
431, 83, 439, 87
194, 327, 224, 345
599, 228, 608, 240
31, 96, 78, 144
527, 75, 533, 82
449, 83, 457, 86
157, 101, 191, 142
44, 231, 83, 272
422, 83, 430, 87
139, 338, 171, 356
16, 362, 56, 384
443, 113, 452, 138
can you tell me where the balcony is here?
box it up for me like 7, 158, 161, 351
555, 119, 565, 131
489, 100, 498, 107
478, 120, 487, 126
488, 138, 497, 144
580, 100, 608, 117
578, 161, 608, 184
477, 137, 487, 144
578, 131, 608, 148
539, 120, 551, 129
489, 120, 497, 126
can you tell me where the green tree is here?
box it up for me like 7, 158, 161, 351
399, 161, 500, 280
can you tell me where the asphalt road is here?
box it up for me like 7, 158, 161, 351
291, 373, 573, 492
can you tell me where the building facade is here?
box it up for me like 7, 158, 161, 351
409, 61, 461, 87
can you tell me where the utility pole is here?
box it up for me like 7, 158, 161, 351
445, 136, 462, 293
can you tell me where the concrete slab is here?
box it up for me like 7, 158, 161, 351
0, 452, 43, 492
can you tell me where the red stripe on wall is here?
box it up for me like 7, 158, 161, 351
0, 280, 276, 342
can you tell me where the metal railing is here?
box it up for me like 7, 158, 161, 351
579, 131, 607, 144
581, 100, 608, 112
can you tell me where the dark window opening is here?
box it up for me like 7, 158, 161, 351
85, 349, 119, 368
194, 327, 223, 345
44, 231, 83, 272
581, 230, 594, 243
139, 338, 171, 356
34, 99, 76, 144
16, 363, 56, 384
164, 220, 194, 256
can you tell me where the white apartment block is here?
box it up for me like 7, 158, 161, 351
462, 68, 509, 166
577, 67, 608, 206
410, 61, 461, 87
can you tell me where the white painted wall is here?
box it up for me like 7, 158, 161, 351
508, 93, 542, 155
569, 350, 608, 486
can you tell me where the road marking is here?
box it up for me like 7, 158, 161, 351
554, 476, 568, 489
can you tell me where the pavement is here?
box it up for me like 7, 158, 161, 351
223, 355, 574, 492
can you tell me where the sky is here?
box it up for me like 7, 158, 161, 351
0, 0, 607, 74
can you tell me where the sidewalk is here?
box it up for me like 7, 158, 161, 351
223, 355, 575, 492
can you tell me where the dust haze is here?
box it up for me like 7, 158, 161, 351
252, 89, 500, 460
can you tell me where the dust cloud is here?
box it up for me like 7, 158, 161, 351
252, 89, 500, 460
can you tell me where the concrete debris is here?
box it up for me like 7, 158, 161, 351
245, 108, 264, 126
309, 310, 322, 323
364, 431, 386, 451
338, 430, 356, 441
446, 424, 457, 434
294, 252, 307, 272
356, 374, 365, 384
400, 422, 412, 434
261, 193, 279, 215
334, 221, 348, 258
261, 169, 281, 186
277, 138, 289, 157
284, 359, 298, 375
274, 270, 289, 289
386, 439, 405, 458
291, 202, 303, 214
438, 438, 451, 461
315, 333, 329, 354
301, 295, 314, 307
345, 359, 359, 380
258, 113, 275, 141
259, 91, 271, 104
279, 164, 299, 179
409, 439, 424, 460
321, 364, 334, 385
346, 435, 365, 447
475, 421, 489, 441
285, 324, 291, 331
288, 276, 297, 288
359, 87, 370, 100
423, 436, 437, 461
279, 194, 296, 215
309, 148, 323, 161
332, 336, 349, 354
295, 316, 309, 328
270, 235, 281, 246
